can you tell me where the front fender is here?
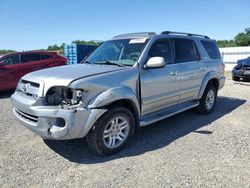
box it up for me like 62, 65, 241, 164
198, 71, 219, 99
87, 86, 140, 113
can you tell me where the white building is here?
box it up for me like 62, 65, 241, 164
219, 46, 250, 71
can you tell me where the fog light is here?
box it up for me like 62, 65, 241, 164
48, 118, 67, 138
49, 117, 66, 128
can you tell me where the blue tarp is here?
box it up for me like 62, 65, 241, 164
64, 44, 97, 64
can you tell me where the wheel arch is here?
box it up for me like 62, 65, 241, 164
103, 99, 140, 130
87, 87, 140, 130
198, 72, 219, 99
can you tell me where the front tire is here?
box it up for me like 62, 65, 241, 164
196, 83, 217, 114
86, 106, 135, 156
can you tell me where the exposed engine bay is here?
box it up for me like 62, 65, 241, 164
45, 86, 87, 108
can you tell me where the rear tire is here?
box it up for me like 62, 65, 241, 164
232, 75, 240, 81
86, 106, 135, 156
196, 83, 217, 114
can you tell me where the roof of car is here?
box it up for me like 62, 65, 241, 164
113, 31, 212, 40
113, 32, 156, 39
0, 51, 58, 58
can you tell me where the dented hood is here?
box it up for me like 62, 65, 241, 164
237, 57, 250, 66
22, 64, 124, 92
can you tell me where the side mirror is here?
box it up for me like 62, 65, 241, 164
145, 57, 166, 69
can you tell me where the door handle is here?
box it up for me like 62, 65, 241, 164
170, 71, 178, 76
200, 67, 207, 71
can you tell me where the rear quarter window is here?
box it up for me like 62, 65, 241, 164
201, 40, 221, 59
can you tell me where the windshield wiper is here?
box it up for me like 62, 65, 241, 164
81, 60, 92, 64
103, 61, 125, 67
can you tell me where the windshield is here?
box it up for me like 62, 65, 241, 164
85, 39, 147, 66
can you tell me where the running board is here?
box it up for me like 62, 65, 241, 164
140, 101, 199, 127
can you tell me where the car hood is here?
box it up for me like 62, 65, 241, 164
22, 64, 124, 91
237, 57, 250, 66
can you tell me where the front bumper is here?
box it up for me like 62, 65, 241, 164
11, 92, 106, 140
232, 70, 250, 79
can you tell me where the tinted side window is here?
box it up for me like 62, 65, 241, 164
148, 39, 174, 64
201, 40, 221, 59
174, 39, 200, 63
40, 54, 53, 60
21, 54, 41, 63
1, 54, 20, 65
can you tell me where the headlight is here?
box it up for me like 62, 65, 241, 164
233, 64, 242, 70
73, 89, 88, 104
45, 86, 87, 106
46, 86, 71, 105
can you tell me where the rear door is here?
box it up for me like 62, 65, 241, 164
173, 38, 206, 103
0, 54, 21, 90
20, 53, 42, 73
39, 53, 65, 68
39, 53, 56, 68
140, 39, 181, 116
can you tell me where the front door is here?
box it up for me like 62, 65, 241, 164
140, 39, 181, 116
20, 53, 42, 74
0, 54, 21, 91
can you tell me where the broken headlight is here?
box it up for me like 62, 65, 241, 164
45, 86, 87, 106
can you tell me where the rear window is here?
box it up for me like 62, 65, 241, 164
201, 40, 221, 59
40, 54, 53, 60
21, 53, 41, 63
174, 39, 200, 63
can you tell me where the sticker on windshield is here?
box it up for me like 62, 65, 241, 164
129, 38, 147, 44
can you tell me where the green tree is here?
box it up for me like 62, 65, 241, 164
71, 40, 101, 46
47, 44, 61, 51
216, 40, 237, 48
0, 49, 16, 55
216, 27, 250, 47
234, 28, 250, 46
60, 43, 66, 49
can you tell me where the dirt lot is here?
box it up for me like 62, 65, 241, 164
0, 78, 250, 187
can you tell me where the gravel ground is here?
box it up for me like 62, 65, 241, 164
0, 79, 250, 187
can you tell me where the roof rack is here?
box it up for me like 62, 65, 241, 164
161, 31, 210, 39
113, 32, 156, 39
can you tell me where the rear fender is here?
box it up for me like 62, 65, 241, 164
198, 71, 219, 99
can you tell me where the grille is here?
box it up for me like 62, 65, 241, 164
15, 109, 38, 123
18, 80, 40, 97
243, 66, 250, 70
22, 80, 40, 88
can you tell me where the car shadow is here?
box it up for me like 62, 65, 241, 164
44, 96, 246, 163
0, 90, 15, 99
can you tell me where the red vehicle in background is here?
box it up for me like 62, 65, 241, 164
0, 51, 67, 91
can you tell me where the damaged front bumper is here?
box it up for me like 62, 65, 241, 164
11, 92, 106, 140
232, 70, 250, 79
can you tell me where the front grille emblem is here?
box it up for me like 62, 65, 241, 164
20, 83, 30, 93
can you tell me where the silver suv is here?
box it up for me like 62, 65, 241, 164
12, 31, 225, 155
